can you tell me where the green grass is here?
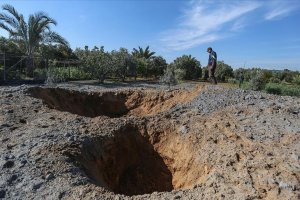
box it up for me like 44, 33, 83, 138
34, 67, 93, 81
226, 81, 300, 97
265, 83, 300, 97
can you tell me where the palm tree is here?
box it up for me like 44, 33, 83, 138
0, 4, 69, 73
132, 46, 155, 59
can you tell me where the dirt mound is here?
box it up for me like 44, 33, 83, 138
127, 85, 203, 116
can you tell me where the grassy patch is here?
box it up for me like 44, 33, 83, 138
34, 67, 93, 81
265, 83, 300, 97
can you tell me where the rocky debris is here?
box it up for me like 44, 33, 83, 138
2, 160, 14, 168
0, 82, 299, 199
0, 190, 6, 199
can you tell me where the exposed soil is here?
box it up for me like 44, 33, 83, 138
71, 125, 174, 196
28, 85, 203, 118
0, 82, 299, 199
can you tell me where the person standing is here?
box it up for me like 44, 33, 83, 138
239, 71, 244, 88
207, 47, 217, 84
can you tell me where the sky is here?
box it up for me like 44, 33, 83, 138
0, 0, 300, 70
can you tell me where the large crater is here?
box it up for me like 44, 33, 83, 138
27, 86, 202, 118
67, 125, 206, 196
28, 87, 131, 118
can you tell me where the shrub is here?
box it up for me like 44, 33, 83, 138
227, 78, 237, 84
282, 86, 300, 97
216, 61, 233, 81
264, 83, 300, 97
33, 68, 47, 80
171, 55, 201, 80
292, 75, 300, 85
160, 67, 177, 86
45, 67, 67, 84
174, 68, 185, 81
249, 71, 266, 91
241, 81, 251, 90
70, 67, 93, 80
269, 77, 281, 83
265, 83, 282, 95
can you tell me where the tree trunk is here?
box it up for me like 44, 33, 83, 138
26, 55, 35, 77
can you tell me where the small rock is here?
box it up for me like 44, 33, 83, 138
20, 160, 27, 167
179, 125, 188, 134
6, 94, 13, 98
0, 190, 6, 198
279, 181, 292, 190
225, 122, 231, 127
292, 154, 300, 161
0, 124, 10, 128
32, 181, 43, 190
10, 126, 18, 131
64, 132, 71, 137
45, 173, 54, 181
6, 144, 14, 150
5, 155, 15, 160
1, 138, 9, 142
68, 136, 76, 142
7, 174, 18, 184
244, 95, 253, 100
228, 187, 235, 194
19, 119, 27, 124
3, 160, 14, 168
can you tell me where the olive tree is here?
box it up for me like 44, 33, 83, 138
75, 46, 112, 83
171, 55, 201, 80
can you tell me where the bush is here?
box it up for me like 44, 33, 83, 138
174, 68, 185, 81
171, 55, 201, 80
33, 68, 47, 80
216, 61, 233, 81
241, 81, 251, 90
249, 71, 266, 91
264, 83, 300, 97
292, 75, 300, 85
70, 67, 93, 80
269, 77, 281, 83
227, 78, 237, 84
45, 67, 67, 84
282, 86, 300, 97
160, 67, 177, 86
265, 83, 282, 95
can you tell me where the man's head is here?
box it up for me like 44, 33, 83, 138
207, 47, 212, 53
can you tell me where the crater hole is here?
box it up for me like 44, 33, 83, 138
28, 87, 131, 118
69, 126, 206, 196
